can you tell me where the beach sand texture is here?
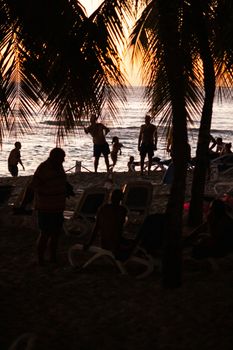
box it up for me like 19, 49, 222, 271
1, 171, 233, 349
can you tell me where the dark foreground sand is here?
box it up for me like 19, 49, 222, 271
1, 172, 233, 350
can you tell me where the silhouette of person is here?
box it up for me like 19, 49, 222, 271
31, 148, 67, 265
162, 143, 191, 184
110, 136, 123, 170
84, 114, 110, 172
191, 199, 233, 258
221, 142, 232, 156
128, 156, 136, 172
215, 137, 226, 154
138, 114, 157, 175
8, 142, 25, 177
84, 189, 134, 260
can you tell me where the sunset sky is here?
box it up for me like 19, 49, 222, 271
79, 0, 103, 16
79, 0, 142, 85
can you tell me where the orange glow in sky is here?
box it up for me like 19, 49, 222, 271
79, 0, 103, 16
78, 0, 142, 85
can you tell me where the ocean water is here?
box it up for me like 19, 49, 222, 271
0, 86, 232, 177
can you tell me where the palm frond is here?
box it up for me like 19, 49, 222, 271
0, 0, 129, 142
130, 0, 204, 132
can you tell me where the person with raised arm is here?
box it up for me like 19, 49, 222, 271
84, 114, 110, 172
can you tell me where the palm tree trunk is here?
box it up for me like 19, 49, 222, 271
158, 0, 188, 288
188, 0, 216, 227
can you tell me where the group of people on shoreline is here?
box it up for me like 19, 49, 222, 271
12, 145, 233, 266
84, 113, 158, 175
6, 114, 233, 267
8, 113, 232, 179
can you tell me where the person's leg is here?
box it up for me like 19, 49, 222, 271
48, 232, 60, 263
94, 156, 99, 172
102, 142, 110, 172
93, 144, 101, 172
140, 144, 147, 175
111, 153, 117, 168
9, 165, 18, 177
148, 155, 153, 175
147, 146, 155, 175
47, 213, 63, 263
140, 155, 146, 175
104, 154, 110, 172
37, 231, 49, 265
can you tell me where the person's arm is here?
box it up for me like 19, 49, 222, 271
153, 126, 158, 150
138, 127, 142, 151
19, 159, 25, 170
119, 143, 123, 155
103, 124, 110, 135
209, 134, 217, 151
18, 152, 25, 170
166, 128, 173, 153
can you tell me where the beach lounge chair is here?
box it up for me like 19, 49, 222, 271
210, 154, 233, 178
67, 180, 157, 278
64, 186, 109, 239
209, 164, 233, 196
68, 243, 156, 279
0, 184, 14, 206
122, 180, 154, 239
8, 333, 37, 350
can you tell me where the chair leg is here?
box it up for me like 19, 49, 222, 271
113, 258, 128, 275
127, 255, 155, 279
83, 252, 128, 275
82, 252, 106, 268
68, 244, 128, 275
68, 245, 82, 267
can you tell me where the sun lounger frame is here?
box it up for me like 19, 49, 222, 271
68, 243, 156, 279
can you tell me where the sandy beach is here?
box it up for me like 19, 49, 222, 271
1, 171, 233, 349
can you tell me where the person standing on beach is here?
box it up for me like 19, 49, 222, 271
138, 114, 157, 175
84, 114, 110, 172
31, 147, 67, 265
8, 141, 25, 177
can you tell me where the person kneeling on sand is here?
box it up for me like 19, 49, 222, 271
127, 156, 140, 172
84, 189, 134, 261
31, 148, 70, 265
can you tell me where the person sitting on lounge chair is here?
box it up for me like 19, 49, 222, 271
191, 199, 233, 259
137, 213, 166, 254
84, 189, 134, 261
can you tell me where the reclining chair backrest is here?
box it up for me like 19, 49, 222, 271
73, 187, 109, 219
122, 181, 153, 214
